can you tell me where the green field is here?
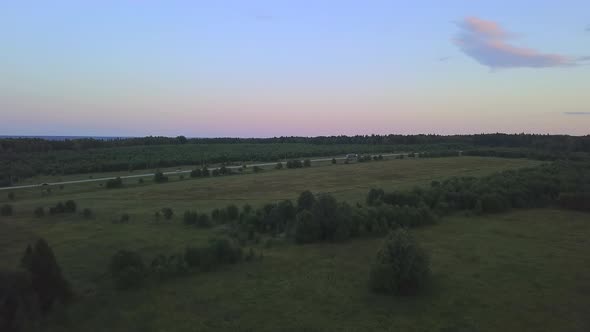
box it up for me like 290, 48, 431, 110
4, 156, 589, 331
2, 156, 540, 213
4, 210, 589, 332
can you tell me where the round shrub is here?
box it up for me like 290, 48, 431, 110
369, 228, 430, 295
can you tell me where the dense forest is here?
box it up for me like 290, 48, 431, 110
1, 134, 589, 186
1, 134, 590, 153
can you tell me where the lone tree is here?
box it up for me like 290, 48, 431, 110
20, 238, 72, 313
369, 228, 430, 295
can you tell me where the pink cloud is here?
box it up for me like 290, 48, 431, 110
454, 17, 579, 69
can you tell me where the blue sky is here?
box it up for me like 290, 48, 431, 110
1, 1, 589, 136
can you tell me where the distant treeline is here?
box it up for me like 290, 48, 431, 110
1, 134, 590, 186
1, 134, 589, 153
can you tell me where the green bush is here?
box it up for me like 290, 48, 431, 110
64, 200, 77, 213
109, 250, 146, 289
369, 229, 430, 295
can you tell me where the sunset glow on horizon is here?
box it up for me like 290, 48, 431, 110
1, 1, 589, 137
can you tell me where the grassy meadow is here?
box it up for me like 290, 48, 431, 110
2, 156, 589, 331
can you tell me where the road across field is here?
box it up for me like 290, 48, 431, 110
0, 153, 410, 191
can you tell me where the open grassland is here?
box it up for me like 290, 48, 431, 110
9, 209, 590, 332
0, 157, 539, 283
2, 156, 540, 213
4, 156, 583, 332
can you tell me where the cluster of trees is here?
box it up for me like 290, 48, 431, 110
285, 159, 311, 168
357, 154, 385, 162
47, 200, 77, 215
190, 166, 210, 178
193, 162, 589, 249
0, 239, 71, 331
178, 190, 437, 247
108, 237, 251, 290
367, 161, 589, 216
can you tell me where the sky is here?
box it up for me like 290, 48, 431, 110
1, 0, 589, 137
